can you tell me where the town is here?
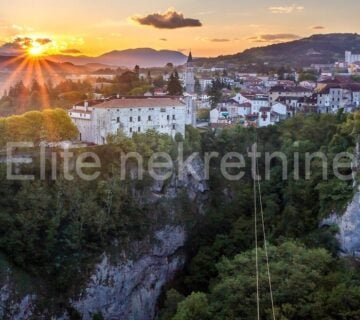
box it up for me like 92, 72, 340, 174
62, 50, 360, 145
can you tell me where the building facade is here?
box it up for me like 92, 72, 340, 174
269, 85, 312, 106
68, 97, 187, 145
345, 51, 360, 64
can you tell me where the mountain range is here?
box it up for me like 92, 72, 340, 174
47, 48, 188, 68
1, 33, 360, 75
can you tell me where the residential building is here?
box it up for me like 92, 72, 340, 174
345, 51, 360, 64
269, 85, 312, 106
317, 83, 360, 113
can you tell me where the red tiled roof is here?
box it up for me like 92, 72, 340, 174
89, 97, 185, 109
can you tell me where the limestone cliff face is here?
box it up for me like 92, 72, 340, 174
0, 155, 208, 320
72, 226, 186, 320
322, 191, 360, 256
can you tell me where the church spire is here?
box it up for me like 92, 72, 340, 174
187, 51, 193, 63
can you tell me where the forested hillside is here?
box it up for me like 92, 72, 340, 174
1, 113, 360, 318
196, 33, 360, 67
159, 112, 360, 320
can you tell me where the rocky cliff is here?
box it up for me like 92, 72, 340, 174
322, 190, 360, 256
0, 155, 208, 319
72, 226, 186, 320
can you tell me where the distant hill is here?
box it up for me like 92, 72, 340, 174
196, 33, 360, 67
0, 56, 94, 74
48, 48, 187, 68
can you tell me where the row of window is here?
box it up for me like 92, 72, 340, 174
110, 107, 177, 112
116, 115, 177, 123
129, 124, 176, 133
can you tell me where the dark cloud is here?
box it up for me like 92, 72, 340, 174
14, 36, 33, 47
61, 48, 82, 54
159, 38, 167, 41
210, 38, 230, 42
132, 9, 202, 29
36, 38, 52, 45
249, 34, 301, 43
312, 26, 325, 30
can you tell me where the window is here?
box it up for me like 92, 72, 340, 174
167, 115, 170, 120
117, 117, 120, 123
130, 127, 132, 133
172, 124, 176, 130
138, 116, 141, 121
172, 115, 176, 120
148, 115, 152, 121
138, 127, 141, 132
130, 116, 133, 122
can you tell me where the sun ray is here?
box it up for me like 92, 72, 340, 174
2, 55, 31, 95
40, 58, 67, 84
0, 54, 26, 70
33, 58, 51, 109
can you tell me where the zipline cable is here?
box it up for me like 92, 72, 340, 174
256, 152, 276, 320
253, 142, 260, 320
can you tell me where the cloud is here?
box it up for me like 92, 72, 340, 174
132, 9, 202, 29
249, 34, 301, 43
159, 38, 167, 41
0, 37, 53, 55
268, 5, 304, 14
210, 38, 230, 42
35, 38, 52, 45
60, 48, 81, 54
312, 25, 325, 30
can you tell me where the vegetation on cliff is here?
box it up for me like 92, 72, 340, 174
159, 111, 360, 320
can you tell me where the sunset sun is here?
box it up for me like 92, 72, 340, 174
28, 45, 45, 57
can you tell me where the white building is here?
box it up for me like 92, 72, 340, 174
269, 85, 312, 106
317, 84, 360, 113
345, 51, 360, 64
199, 78, 213, 91
69, 97, 187, 144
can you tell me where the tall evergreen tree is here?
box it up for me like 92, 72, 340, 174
167, 71, 183, 96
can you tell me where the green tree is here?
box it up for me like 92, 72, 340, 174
172, 292, 211, 320
167, 71, 183, 96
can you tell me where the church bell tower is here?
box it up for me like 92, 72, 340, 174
185, 51, 195, 94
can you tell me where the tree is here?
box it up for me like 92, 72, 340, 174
172, 292, 211, 320
167, 71, 183, 96
134, 65, 140, 79
194, 78, 202, 96
146, 70, 152, 84
159, 289, 185, 320
207, 78, 223, 108
209, 242, 335, 320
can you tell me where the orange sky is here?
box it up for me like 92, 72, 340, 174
0, 0, 359, 57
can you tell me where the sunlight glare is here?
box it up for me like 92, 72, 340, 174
28, 45, 44, 57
